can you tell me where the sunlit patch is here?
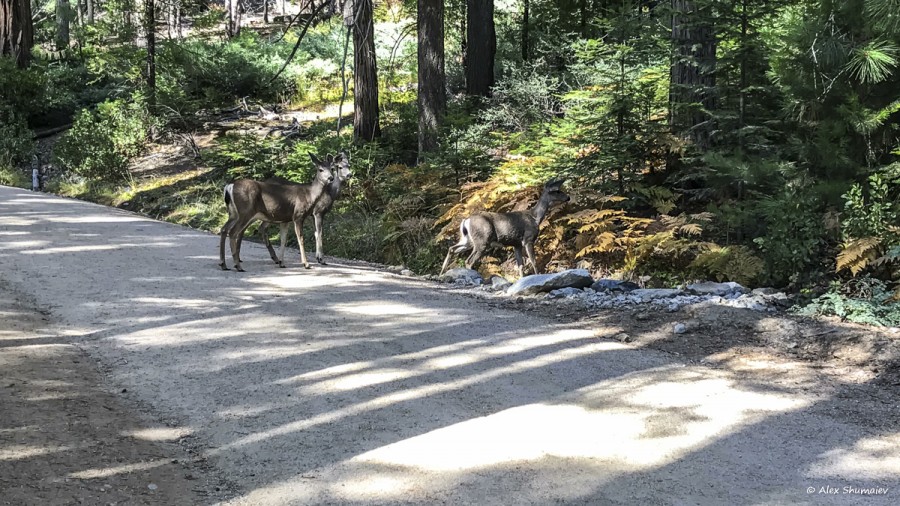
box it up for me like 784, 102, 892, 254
276, 361, 373, 384
328, 369, 413, 391
333, 302, 425, 316
23, 392, 82, 402
0, 444, 74, 461
22, 242, 177, 254
123, 426, 192, 442
0, 240, 50, 249
69, 459, 170, 479
808, 432, 900, 480
353, 366, 811, 473
48, 216, 146, 224
0, 230, 28, 235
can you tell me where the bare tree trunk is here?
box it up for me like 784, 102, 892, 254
226, 0, 241, 37
86, 0, 93, 24
56, 0, 70, 49
145, 0, 156, 108
417, 0, 446, 157
669, 0, 717, 150
281, 0, 285, 15
465, 0, 495, 97
0, 0, 34, 68
522, 0, 529, 61
264, 0, 269, 23
351, 0, 380, 142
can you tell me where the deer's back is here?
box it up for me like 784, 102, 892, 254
233, 179, 316, 222
469, 211, 538, 246
262, 177, 340, 216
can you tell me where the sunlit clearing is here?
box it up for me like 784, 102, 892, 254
335, 302, 425, 316
352, 367, 810, 473
123, 426, 192, 442
808, 432, 900, 480
69, 459, 170, 479
0, 444, 74, 461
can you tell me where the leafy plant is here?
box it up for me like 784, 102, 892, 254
796, 277, 900, 327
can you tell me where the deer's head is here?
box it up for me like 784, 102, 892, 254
543, 178, 570, 205
308, 152, 336, 184
333, 151, 353, 182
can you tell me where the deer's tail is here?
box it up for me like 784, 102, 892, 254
450, 218, 472, 253
223, 184, 237, 218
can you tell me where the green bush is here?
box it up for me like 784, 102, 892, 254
0, 107, 34, 174
54, 98, 149, 183
753, 190, 829, 286
796, 278, 900, 327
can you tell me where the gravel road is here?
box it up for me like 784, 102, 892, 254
1, 185, 898, 505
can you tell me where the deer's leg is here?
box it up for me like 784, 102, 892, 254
439, 248, 456, 275
293, 219, 311, 269
464, 245, 486, 271
230, 217, 255, 272
314, 213, 326, 265
524, 242, 539, 275
513, 246, 524, 278
277, 223, 288, 267
259, 221, 279, 264
219, 218, 237, 270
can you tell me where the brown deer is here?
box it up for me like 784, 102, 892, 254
218, 153, 335, 272
257, 152, 352, 266
440, 178, 570, 276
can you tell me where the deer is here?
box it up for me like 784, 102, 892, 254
440, 178, 570, 277
218, 153, 336, 272
256, 152, 352, 266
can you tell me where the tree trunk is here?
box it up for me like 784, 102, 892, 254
86, 0, 93, 24
281, 0, 285, 15
417, 0, 446, 157
465, 0, 495, 97
56, 0, 70, 50
226, 0, 241, 37
145, 0, 156, 107
264, 0, 269, 23
0, 0, 34, 68
351, 0, 380, 142
522, 0, 529, 61
669, 0, 717, 150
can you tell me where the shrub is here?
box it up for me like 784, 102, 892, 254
54, 98, 149, 183
0, 107, 35, 175
796, 277, 900, 327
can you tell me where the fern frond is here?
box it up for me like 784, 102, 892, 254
837, 237, 882, 275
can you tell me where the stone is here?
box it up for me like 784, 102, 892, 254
490, 275, 512, 291
631, 288, 684, 302
506, 269, 594, 296
751, 287, 779, 296
591, 279, 640, 292
400, 269, 415, 276
547, 287, 584, 299
673, 323, 687, 334
614, 332, 631, 343
687, 281, 748, 297
440, 268, 483, 286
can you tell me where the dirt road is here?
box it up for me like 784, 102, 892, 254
1, 185, 898, 505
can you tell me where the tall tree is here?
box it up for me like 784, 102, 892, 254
56, 0, 70, 49
418, 0, 447, 156
465, 0, 495, 96
351, 0, 380, 141
0, 0, 33, 67
669, 0, 717, 150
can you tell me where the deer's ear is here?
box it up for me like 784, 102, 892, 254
325, 153, 335, 164
546, 178, 565, 189
309, 152, 323, 166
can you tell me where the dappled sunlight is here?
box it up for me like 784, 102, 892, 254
353, 365, 809, 473
335, 301, 426, 316
808, 432, 900, 480
68, 458, 174, 479
20, 242, 178, 254
0, 444, 76, 462
0, 239, 51, 250
122, 426, 193, 442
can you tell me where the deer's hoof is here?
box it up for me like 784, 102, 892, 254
317, 258, 327, 266
278, 262, 286, 268
235, 266, 245, 272
220, 263, 230, 271
303, 263, 311, 270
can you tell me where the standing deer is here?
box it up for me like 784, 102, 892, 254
440, 178, 570, 276
257, 152, 352, 266
218, 153, 335, 272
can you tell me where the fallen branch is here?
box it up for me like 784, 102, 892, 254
32, 124, 73, 140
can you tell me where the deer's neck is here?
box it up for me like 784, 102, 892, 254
531, 196, 551, 224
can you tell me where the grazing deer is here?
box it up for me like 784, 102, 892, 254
218, 153, 335, 272
440, 178, 570, 277
257, 152, 352, 266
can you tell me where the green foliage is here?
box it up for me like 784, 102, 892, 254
54, 98, 150, 183
753, 190, 829, 285
0, 107, 34, 174
796, 277, 900, 326
690, 246, 766, 286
